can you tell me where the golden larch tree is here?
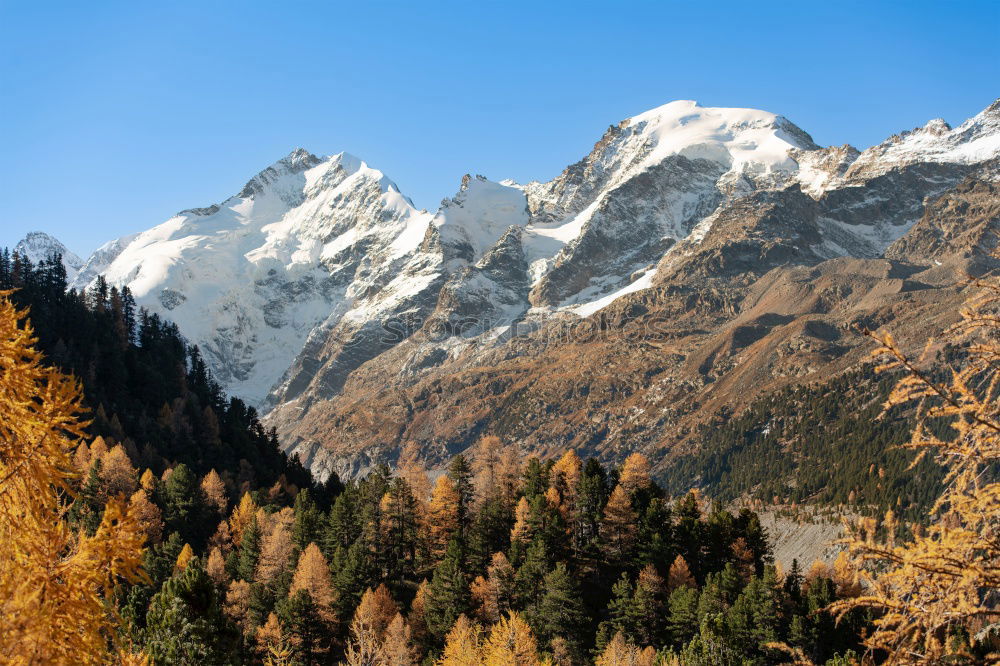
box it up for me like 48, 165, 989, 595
472, 435, 504, 503
549, 449, 581, 513
544, 486, 562, 511
73, 440, 91, 472
428, 475, 461, 561
209, 519, 234, 555
200, 468, 228, 516
255, 612, 286, 661
595, 631, 655, 666
380, 612, 418, 665
470, 575, 499, 625
228, 491, 258, 547
480, 612, 540, 666
346, 583, 400, 664
256, 521, 294, 585
290, 542, 337, 623
436, 614, 481, 666
88, 435, 109, 463
667, 555, 695, 592
0, 293, 146, 664
510, 496, 532, 544
408, 579, 431, 654
730, 537, 756, 582
174, 543, 194, 571
829, 274, 1000, 662
139, 468, 156, 493
206, 546, 227, 585
618, 453, 651, 497
99, 443, 138, 497
129, 488, 163, 545
223, 580, 252, 632
601, 484, 638, 563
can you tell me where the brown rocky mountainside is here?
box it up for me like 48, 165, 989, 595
272, 170, 1000, 480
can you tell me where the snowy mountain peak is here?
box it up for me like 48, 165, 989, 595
76, 147, 439, 405
623, 100, 819, 175
434, 175, 529, 262
14, 232, 84, 282
921, 118, 951, 135
846, 99, 1000, 179
236, 148, 323, 200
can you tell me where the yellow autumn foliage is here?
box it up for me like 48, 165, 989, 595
480, 612, 540, 665
228, 491, 258, 547
0, 293, 146, 664
174, 543, 194, 572
830, 275, 1000, 662
436, 612, 545, 666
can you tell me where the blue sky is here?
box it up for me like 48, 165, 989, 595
1, 1, 997, 256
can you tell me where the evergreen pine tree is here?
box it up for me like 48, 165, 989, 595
276, 590, 330, 665
447, 454, 474, 540
725, 570, 781, 661
332, 540, 375, 623
144, 558, 241, 665
513, 538, 549, 610
382, 477, 419, 586
292, 488, 323, 550
600, 484, 637, 570
521, 458, 548, 499
426, 538, 470, 642
573, 458, 608, 567
637, 498, 673, 573
625, 564, 667, 649
667, 584, 699, 647
323, 488, 357, 556
595, 573, 633, 651
161, 463, 208, 547
532, 563, 588, 659
236, 516, 262, 582
67, 459, 104, 535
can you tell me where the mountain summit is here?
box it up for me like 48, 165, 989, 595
14, 232, 84, 282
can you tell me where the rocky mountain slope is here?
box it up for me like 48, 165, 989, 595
30, 98, 1000, 481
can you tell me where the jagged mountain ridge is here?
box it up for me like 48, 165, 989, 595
34, 98, 1000, 479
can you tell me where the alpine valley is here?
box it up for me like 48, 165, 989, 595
23, 98, 1000, 489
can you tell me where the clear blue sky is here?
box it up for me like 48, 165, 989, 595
1, 0, 997, 256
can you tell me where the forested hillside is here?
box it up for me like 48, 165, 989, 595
0, 248, 873, 664
667, 368, 947, 521
0, 248, 314, 493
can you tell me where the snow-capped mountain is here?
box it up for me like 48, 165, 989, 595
14, 232, 84, 282
58, 98, 1000, 477
266, 99, 1000, 477
66, 148, 436, 405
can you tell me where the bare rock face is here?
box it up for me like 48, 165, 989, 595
67, 98, 1000, 480
886, 171, 1000, 265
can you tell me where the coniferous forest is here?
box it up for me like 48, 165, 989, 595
0, 249, 875, 663
2, 247, 999, 666
667, 368, 948, 522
